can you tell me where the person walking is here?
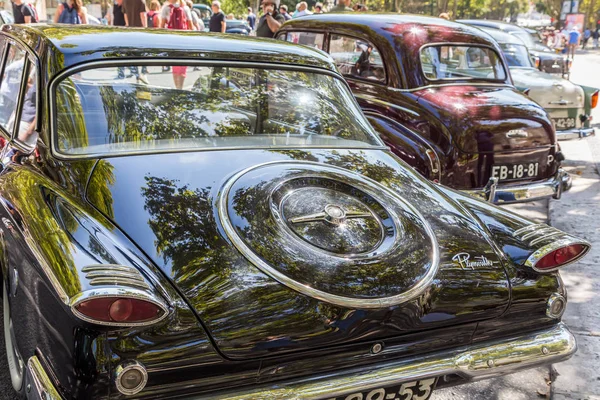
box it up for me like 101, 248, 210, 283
582, 27, 591, 49
122, 0, 147, 27
209, 1, 226, 33
105, 0, 125, 26
11, 0, 38, 24
146, 0, 161, 27
247, 7, 256, 30
329, 0, 352, 12
593, 28, 600, 49
54, 0, 87, 24
160, 0, 192, 89
567, 27, 580, 59
256, 0, 284, 38
186, 0, 203, 30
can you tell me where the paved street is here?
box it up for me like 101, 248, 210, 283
0, 50, 598, 400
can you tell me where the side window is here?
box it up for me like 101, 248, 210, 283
329, 34, 385, 82
15, 60, 37, 149
285, 32, 325, 50
0, 44, 26, 135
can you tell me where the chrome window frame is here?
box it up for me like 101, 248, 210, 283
48, 59, 386, 161
419, 42, 510, 84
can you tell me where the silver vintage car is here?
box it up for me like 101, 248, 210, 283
482, 28, 598, 140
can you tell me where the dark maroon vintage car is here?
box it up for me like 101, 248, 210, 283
278, 15, 571, 204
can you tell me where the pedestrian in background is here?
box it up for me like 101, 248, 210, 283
313, 3, 323, 13
294, 2, 312, 17
567, 27, 580, 59
12, 0, 38, 23
105, 0, 124, 26
247, 7, 256, 30
582, 27, 591, 49
209, 1, 226, 33
161, 0, 192, 89
123, 0, 147, 27
330, 0, 352, 12
279, 5, 291, 20
593, 28, 599, 49
256, 0, 284, 38
352, 3, 367, 11
186, 0, 203, 30
146, 0, 161, 27
54, 0, 87, 24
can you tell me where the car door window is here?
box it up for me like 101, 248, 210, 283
15, 60, 37, 149
0, 44, 26, 135
284, 32, 324, 50
329, 34, 385, 82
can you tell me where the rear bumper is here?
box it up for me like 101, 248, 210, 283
465, 168, 571, 204
208, 323, 575, 400
556, 127, 596, 140
26, 323, 576, 400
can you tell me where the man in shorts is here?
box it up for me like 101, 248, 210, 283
568, 27, 580, 60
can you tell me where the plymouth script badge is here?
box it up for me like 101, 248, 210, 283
452, 252, 494, 270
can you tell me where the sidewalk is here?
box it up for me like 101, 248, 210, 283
549, 133, 600, 400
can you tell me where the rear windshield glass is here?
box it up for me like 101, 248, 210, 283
420, 45, 507, 82
54, 65, 381, 156
500, 43, 532, 68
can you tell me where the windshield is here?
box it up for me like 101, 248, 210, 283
420, 45, 507, 82
500, 43, 532, 67
54, 65, 381, 156
511, 31, 535, 48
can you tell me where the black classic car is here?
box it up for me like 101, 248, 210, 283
457, 19, 571, 78
278, 15, 571, 204
0, 24, 590, 399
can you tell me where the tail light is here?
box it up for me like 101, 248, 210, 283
514, 224, 591, 273
73, 291, 168, 327
534, 57, 540, 69
591, 90, 598, 109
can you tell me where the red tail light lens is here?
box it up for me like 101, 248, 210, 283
75, 297, 165, 325
535, 244, 587, 270
534, 58, 540, 69
591, 90, 598, 109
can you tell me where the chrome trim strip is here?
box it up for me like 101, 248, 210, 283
556, 127, 595, 141
81, 264, 139, 273
207, 323, 576, 400
26, 356, 62, 400
514, 223, 545, 236
529, 231, 564, 246
524, 237, 591, 273
85, 271, 147, 282
48, 59, 385, 161
115, 360, 148, 396
88, 278, 150, 290
521, 227, 556, 241
69, 287, 169, 327
218, 160, 440, 309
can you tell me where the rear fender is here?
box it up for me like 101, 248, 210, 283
581, 84, 599, 126
366, 112, 442, 182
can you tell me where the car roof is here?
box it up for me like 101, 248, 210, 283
3, 24, 337, 75
282, 13, 496, 42
457, 19, 525, 33
478, 27, 526, 45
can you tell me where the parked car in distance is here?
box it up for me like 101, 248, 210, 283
192, 3, 212, 30
481, 27, 598, 140
225, 19, 251, 35
0, 23, 589, 400
457, 19, 571, 78
0, 10, 14, 25
279, 14, 571, 204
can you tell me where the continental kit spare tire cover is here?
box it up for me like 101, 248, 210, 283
218, 161, 439, 309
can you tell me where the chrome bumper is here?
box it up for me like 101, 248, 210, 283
25, 357, 62, 400
556, 127, 596, 140
465, 168, 571, 204
209, 323, 576, 400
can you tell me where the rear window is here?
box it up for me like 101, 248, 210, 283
53, 64, 381, 156
420, 45, 507, 82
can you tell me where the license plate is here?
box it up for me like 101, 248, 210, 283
552, 117, 576, 130
330, 378, 437, 400
491, 163, 539, 181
